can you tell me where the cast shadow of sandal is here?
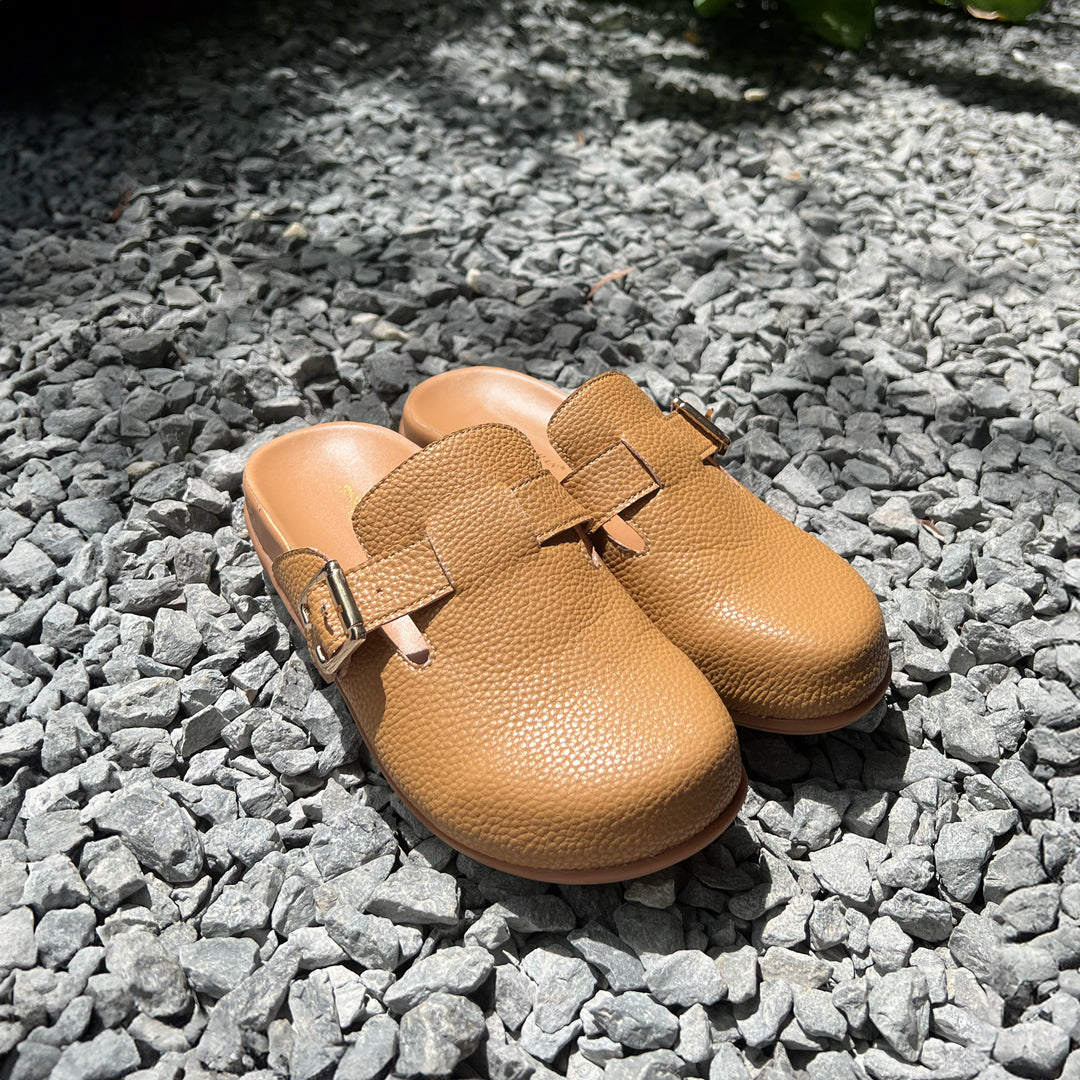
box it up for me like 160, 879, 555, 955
442, 691, 915, 908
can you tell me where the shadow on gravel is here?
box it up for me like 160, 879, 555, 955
623, 2, 839, 126
740, 715, 913, 809
0, 0, 482, 94
4, 0, 1074, 241
871, 5, 1080, 126
615, 0, 1079, 129
0, 0, 493, 231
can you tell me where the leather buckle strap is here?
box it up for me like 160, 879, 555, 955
558, 402, 729, 534
511, 471, 591, 543
670, 398, 730, 457
562, 441, 660, 532
275, 537, 454, 678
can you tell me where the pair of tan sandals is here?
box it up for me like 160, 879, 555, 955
243, 368, 891, 883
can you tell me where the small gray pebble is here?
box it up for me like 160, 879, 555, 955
396, 992, 484, 1078
868, 968, 929, 1062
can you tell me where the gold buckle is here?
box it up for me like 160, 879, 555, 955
670, 398, 731, 457
298, 560, 366, 675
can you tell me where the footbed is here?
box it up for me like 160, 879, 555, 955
402, 367, 569, 476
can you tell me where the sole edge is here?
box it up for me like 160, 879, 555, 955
728, 660, 893, 735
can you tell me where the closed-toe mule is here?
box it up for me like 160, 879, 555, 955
243, 420, 746, 881
401, 368, 891, 733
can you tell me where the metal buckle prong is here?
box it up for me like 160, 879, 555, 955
325, 561, 366, 642
300, 560, 366, 675
670, 397, 731, 457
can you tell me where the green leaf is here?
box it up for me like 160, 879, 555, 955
693, 0, 735, 17
782, 0, 876, 47
966, 0, 1046, 20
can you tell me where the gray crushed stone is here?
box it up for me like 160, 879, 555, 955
1, 0, 1079, 1076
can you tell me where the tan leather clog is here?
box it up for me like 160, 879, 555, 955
401, 369, 891, 734
243, 421, 746, 882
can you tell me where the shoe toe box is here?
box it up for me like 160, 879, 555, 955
368, 629, 744, 877
702, 535, 891, 724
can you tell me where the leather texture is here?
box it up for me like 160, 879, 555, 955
273, 539, 453, 677
401, 369, 891, 728
247, 421, 744, 877
548, 373, 891, 723
562, 440, 661, 529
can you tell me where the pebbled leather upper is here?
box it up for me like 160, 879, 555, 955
546, 373, 891, 722
277, 424, 743, 874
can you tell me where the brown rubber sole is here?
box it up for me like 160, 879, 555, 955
728, 660, 893, 735
244, 503, 748, 884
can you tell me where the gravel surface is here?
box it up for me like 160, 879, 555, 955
2, 0, 1080, 1078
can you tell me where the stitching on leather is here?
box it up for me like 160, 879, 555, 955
604, 483, 655, 522
345, 537, 442, 580
563, 441, 625, 505
664, 410, 718, 462
344, 539, 453, 621
428, 546, 455, 591
623, 441, 663, 487
508, 473, 547, 501
566, 439, 621, 478
346, 547, 453, 626
509, 472, 589, 543
533, 507, 587, 540
294, 539, 454, 662
510, 472, 590, 542
605, 442, 660, 531
367, 582, 454, 626
565, 441, 658, 528
503, 480, 544, 553
271, 546, 327, 580
546, 369, 633, 463
599, 523, 651, 558
542, 512, 589, 540
306, 583, 343, 652
310, 578, 452, 669
396, 633, 438, 671
309, 577, 453, 659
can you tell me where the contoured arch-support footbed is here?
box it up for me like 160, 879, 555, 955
402, 367, 570, 476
